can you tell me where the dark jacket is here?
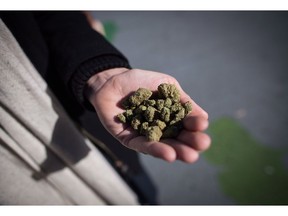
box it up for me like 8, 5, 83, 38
1, 11, 130, 111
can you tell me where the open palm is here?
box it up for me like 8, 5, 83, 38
88, 69, 211, 163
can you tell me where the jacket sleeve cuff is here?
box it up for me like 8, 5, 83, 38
70, 55, 131, 111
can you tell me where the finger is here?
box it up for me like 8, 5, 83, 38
125, 136, 177, 162
177, 130, 211, 151
176, 84, 209, 119
162, 139, 199, 163
182, 96, 209, 119
183, 116, 209, 131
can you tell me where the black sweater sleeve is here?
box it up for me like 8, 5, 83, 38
33, 11, 131, 109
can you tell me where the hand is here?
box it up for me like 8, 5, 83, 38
85, 68, 211, 163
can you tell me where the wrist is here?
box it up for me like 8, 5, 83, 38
84, 67, 129, 104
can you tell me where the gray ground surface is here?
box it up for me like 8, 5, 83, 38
91, 11, 288, 205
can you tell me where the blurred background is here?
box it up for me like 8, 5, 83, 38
90, 11, 288, 205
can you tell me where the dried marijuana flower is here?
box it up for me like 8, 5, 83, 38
129, 88, 153, 106
116, 83, 192, 142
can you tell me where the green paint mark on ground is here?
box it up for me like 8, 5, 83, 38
204, 117, 288, 204
103, 21, 118, 42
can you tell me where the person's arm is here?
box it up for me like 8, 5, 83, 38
33, 11, 131, 109
35, 12, 211, 163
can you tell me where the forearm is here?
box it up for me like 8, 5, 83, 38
33, 11, 131, 109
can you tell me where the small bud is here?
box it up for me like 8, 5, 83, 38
143, 99, 156, 107
156, 99, 165, 110
124, 109, 134, 122
158, 83, 180, 102
146, 126, 163, 142
184, 101, 193, 115
140, 122, 149, 135
152, 119, 167, 130
144, 106, 157, 122
131, 115, 142, 130
164, 98, 172, 108
135, 105, 147, 114
171, 102, 182, 113
161, 107, 171, 122
117, 113, 126, 123
129, 88, 153, 106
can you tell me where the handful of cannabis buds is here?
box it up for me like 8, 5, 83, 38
116, 83, 192, 142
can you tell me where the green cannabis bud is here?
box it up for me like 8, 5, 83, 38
146, 126, 163, 142
129, 88, 153, 106
117, 113, 126, 123
158, 83, 181, 102
116, 83, 192, 142
160, 107, 171, 123
144, 106, 157, 122
131, 115, 142, 130
152, 119, 166, 130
